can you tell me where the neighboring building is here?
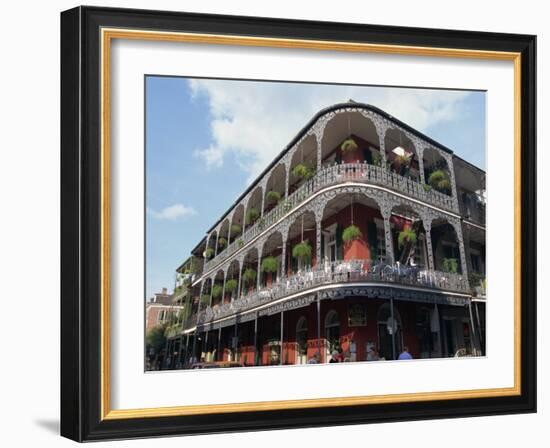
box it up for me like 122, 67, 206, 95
145, 287, 181, 333
168, 101, 486, 368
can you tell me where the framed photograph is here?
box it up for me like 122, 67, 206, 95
60, 6, 536, 441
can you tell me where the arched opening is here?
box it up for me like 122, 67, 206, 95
211, 270, 225, 307
264, 163, 286, 213
423, 146, 452, 196
217, 219, 230, 254
377, 302, 403, 360
230, 204, 244, 245
325, 309, 341, 362
296, 316, 308, 365
205, 231, 217, 261
245, 187, 263, 230
200, 278, 212, 309
225, 260, 240, 302
321, 192, 383, 266
260, 232, 283, 286
384, 128, 419, 180
321, 111, 380, 166
288, 135, 317, 194
390, 204, 428, 267
287, 211, 316, 273
431, 219, 463, 274
242, 247, 259, 295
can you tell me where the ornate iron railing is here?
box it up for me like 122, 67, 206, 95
197, 259, 469, 325
204, 162, 457, 273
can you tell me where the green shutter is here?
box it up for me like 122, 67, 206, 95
320, 233, 325, 261
363, 147, 373, 164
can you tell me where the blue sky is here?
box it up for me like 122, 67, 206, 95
145, 76, 486, 299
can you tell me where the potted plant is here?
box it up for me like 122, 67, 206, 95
292, 240, 312, 265
242, 268, 257, 290
398, 228, 417, 249
442, 257, 458, 273
393, 153, 412, 175
224, 279, 238, 295
428, 169, 451, 194
292, 163, 315, 180
200, 294, 210, 305
340, 137, 358, 154
340, 138, 360, 163
211, 284, 223, 299
217, 237, 227, 249
230, 223, 242, 236
266, 190, 281, 204
203, 247, 214, 259
261, 256, 279, 286
245, 207, 259, 225
237, 239, 244, 248
342, 224, 362, 243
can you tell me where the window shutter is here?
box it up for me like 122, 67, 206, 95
321, 233, 325, 261
367, 221, 378, 262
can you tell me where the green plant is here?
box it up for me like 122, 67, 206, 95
257, 217, 266, 230
395, 154, 412, 167
428, 169, 451, 194
245, 207, 259, 225
442, 258, 458, 273
211, 284, 223, 298
398, 228, 417, 249
292, 240, 312, 261
422, 184, 432, 192
146, 323, 168, 354
266, 190, 281, 203
224, 279, 238, 293
230, 223, 242, 236
217, 237, 227, 249
237, 239, 244, 248
242, 268, 257, 286
342, 224, 363, 243
292, 163, 315, 180
340, 138, 358, 153
261, 256, 279, 273
200, 294, 210, 305
204, 247, 214, 259
469, 272, 485, 287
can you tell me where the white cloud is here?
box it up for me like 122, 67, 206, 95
189, 79, 472, 181
147, 204, 197, 221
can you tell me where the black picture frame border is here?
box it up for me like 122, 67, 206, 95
60, 5, 537, 442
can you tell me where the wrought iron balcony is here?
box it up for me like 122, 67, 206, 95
197, 259, 469, 326
203, 163, 458, 274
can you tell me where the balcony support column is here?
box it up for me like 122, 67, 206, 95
416, 145, 426, 185
284, 162, 290, 199
462, 223, 474, 276
390, 298, 396, 360
381, 206, 395, 264
214, 232, 219, 257
204, 331, 209, 361
209, 277, 214, 307
453, 221, 470, 289
237, 263, 243, 299
424, 221, 435, 270
443, 152, 460, 211
221, 271, 227, 305
257, 253, 262, 290
315, 209, 323, 266
316, 294, 321, 363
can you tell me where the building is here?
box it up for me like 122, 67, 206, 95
145, 287, 180, 333
168, 101, 486, 368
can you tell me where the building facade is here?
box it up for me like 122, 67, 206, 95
168, 102, 486, 368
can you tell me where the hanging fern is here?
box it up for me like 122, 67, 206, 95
211, 284, 223, 298
442, 258, 458, 273
217, 237, 227, 249
261, 256, 279, 273
398, 228, 417, 249
245, 207, 259, 225
292, 163, 315, 180
341, 138, 358, 153
292, 241, 312, 261
428, 169, 451, 194
204, 247, 214, 259
224, 279, 238, 293
200, 294, 210, 305
242, 268, 257, 286
266, 190, 282, 204
342, 225, 363, 243
230, 223, 242, 236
